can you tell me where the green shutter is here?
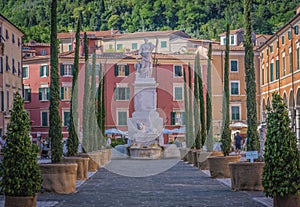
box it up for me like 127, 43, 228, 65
114, 65, 118, 76
290, 53, 293, 73
60, 64, 64, 76
46, 65, 49, 76
38, 88, 42, 100
125, 65, 129, 76
71, 64, 74, 75
171, 112, 175, 125
282, 36, 285, 44
47, 88, 50, 100
295, 26, 299, 35
114, 88, 118, 100
61, 87, 64, 100
40, 66, 43, 77
126, 87, 130, 100
276, 60, 279, 79
28, 89, 31, 101
288, 31, 291, 40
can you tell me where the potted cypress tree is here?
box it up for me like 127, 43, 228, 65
1, 92, 42, 207
262, 93, 300, 207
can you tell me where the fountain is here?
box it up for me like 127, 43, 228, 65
128, 38, 163, 159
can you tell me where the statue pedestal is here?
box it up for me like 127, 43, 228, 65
128, 78, 163, 159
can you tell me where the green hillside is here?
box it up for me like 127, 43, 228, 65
0, 0, 299, 42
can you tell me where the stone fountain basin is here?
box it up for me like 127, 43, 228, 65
129, 147, 162, 159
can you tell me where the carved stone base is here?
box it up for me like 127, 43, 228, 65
129, 147, 162, 159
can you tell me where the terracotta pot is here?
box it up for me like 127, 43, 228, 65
100, 149, 109, 166
208, 156, 240, 178
197, 152, 213, 170
229, 161, 265, 191
62, 157, 89, 180
39, 163, 77, 194
179, 148, 189, 161
76, 153, 100, 172
274, 194, 300, 207
5, 194, 37, 207
187, 150, 196, 164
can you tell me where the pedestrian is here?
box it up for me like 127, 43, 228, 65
0, 135, 6, 150
234, 132, 243, 154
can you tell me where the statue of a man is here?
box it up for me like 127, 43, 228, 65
137, 38, 156, 78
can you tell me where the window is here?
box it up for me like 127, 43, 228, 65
12, 33, 15, 43
295, 25, 299, 35
41, 50, 47, 55
6, 55, 9, 71
0, 57, 3, 73
171, 112, 185, 125
0, 91, 3, 111
40, 65, 49, 77
266, 65, 269, 82
282, 55, 286, 76
18, 62, 20, 76
230, 82, 239, 95
132, 43, 138, 50
270, 63, 274, 82
290, 52, 293, 73
222, 37, 226, 45
18, 38, 20, 47
60, 64, 73, 76
230, 60, 238, 72
297, 47, 300, 70
288, 31, 291, 40
108, 44, 113, 50
275, 59, 279, 79
22, 66, 29, 78
262, 66, 264, 85
161, 41, 167, 48
41, 112, 49, 126
231, 106, 240, 121
282, 36, 285, 45
174, 65, 182, 77
61, 86, 72, 100
270, 45, 273, 53
5, 29, 8, 40
117, 111, 127, 126
68, 44, 72, 51
230, 35, 234, 45
63, 111, 70, 126
114, 65, 129, 76
116, 44, 123, 51
6, 91, 9, 110
24, 88, 31, 102
39, 87, 50, 101
114, 87, 130, 100
174, 87, 183, 100
12, 58, 15, 74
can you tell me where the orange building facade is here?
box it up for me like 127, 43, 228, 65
259, 8, 300, 144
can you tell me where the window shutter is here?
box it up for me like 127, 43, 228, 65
61, 87, 64, 100
125, 65, 129, 76
295, 26, 299, 35
1, 91, 4, 111
71, 64, 74, 75
40, 66, 43, 77
28, 89, 31, 102
276, 60, 279, 79
126, 87, 130, 100
60, 64, 64, 76
46, 65, 49, 76
288, 31, 291, 40
47, 88, 50, 100
114, 65, 118, 76
171, 112, 175, 125
38, 88, 42, 100
114, 88, 118, 100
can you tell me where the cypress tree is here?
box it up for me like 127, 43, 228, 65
97, 63, 103, 149
244, 0, 259, 152
67, 13, 81, 156
82, 33, 90, 152
89, 52, 97, 151
194, 54, 201, 149
221, 23, 231, 156
188, 63, 194, 147
101, 71, 106, 148
49, 0, 63, 163
197, 52, 206, 147
183, 66, 189, 148
206, 42, 214, 152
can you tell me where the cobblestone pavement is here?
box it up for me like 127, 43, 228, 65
25, 160, 269, 207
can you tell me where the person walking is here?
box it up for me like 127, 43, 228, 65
234, 132, 243, 154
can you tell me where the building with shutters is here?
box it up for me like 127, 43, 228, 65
0, 14, 24, 137
259, 5, 300, 146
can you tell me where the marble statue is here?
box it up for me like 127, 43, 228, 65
136, 38, 157, 78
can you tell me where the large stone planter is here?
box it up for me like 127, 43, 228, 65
107, 148, 112, 161
187, 149, 196, 164
100, 149, 109, 166
5, 194, 37, 207
76, 153, 100, 172
179, 148, 189, 161
39, 163, 77, 194
274, 194, 300, 207
197, 151, 224, 170
229, 162, 265, 191
208, 156, 240, 178
62, 157, 89, 180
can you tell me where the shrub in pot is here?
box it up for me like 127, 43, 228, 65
0, 93, 42, 207
262, 93, 300, 207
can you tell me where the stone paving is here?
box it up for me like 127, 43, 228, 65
2, 160, 270, 207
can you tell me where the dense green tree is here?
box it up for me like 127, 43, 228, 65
244, 0, 259, 152
220, 23, 231, 156
49, 0, 63, 163
67, 14, 81, 156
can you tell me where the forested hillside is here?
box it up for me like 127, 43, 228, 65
0, 0, 299, 42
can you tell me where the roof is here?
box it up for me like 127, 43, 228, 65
116, 30, 190, 39
184, 38, 220, 44
57, 30, 120, 39
219, 28, 244, 36
203, 44, 258, 51
0, 14, 24, 36
256, 34, 272, 39
23, 41, 50, 47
